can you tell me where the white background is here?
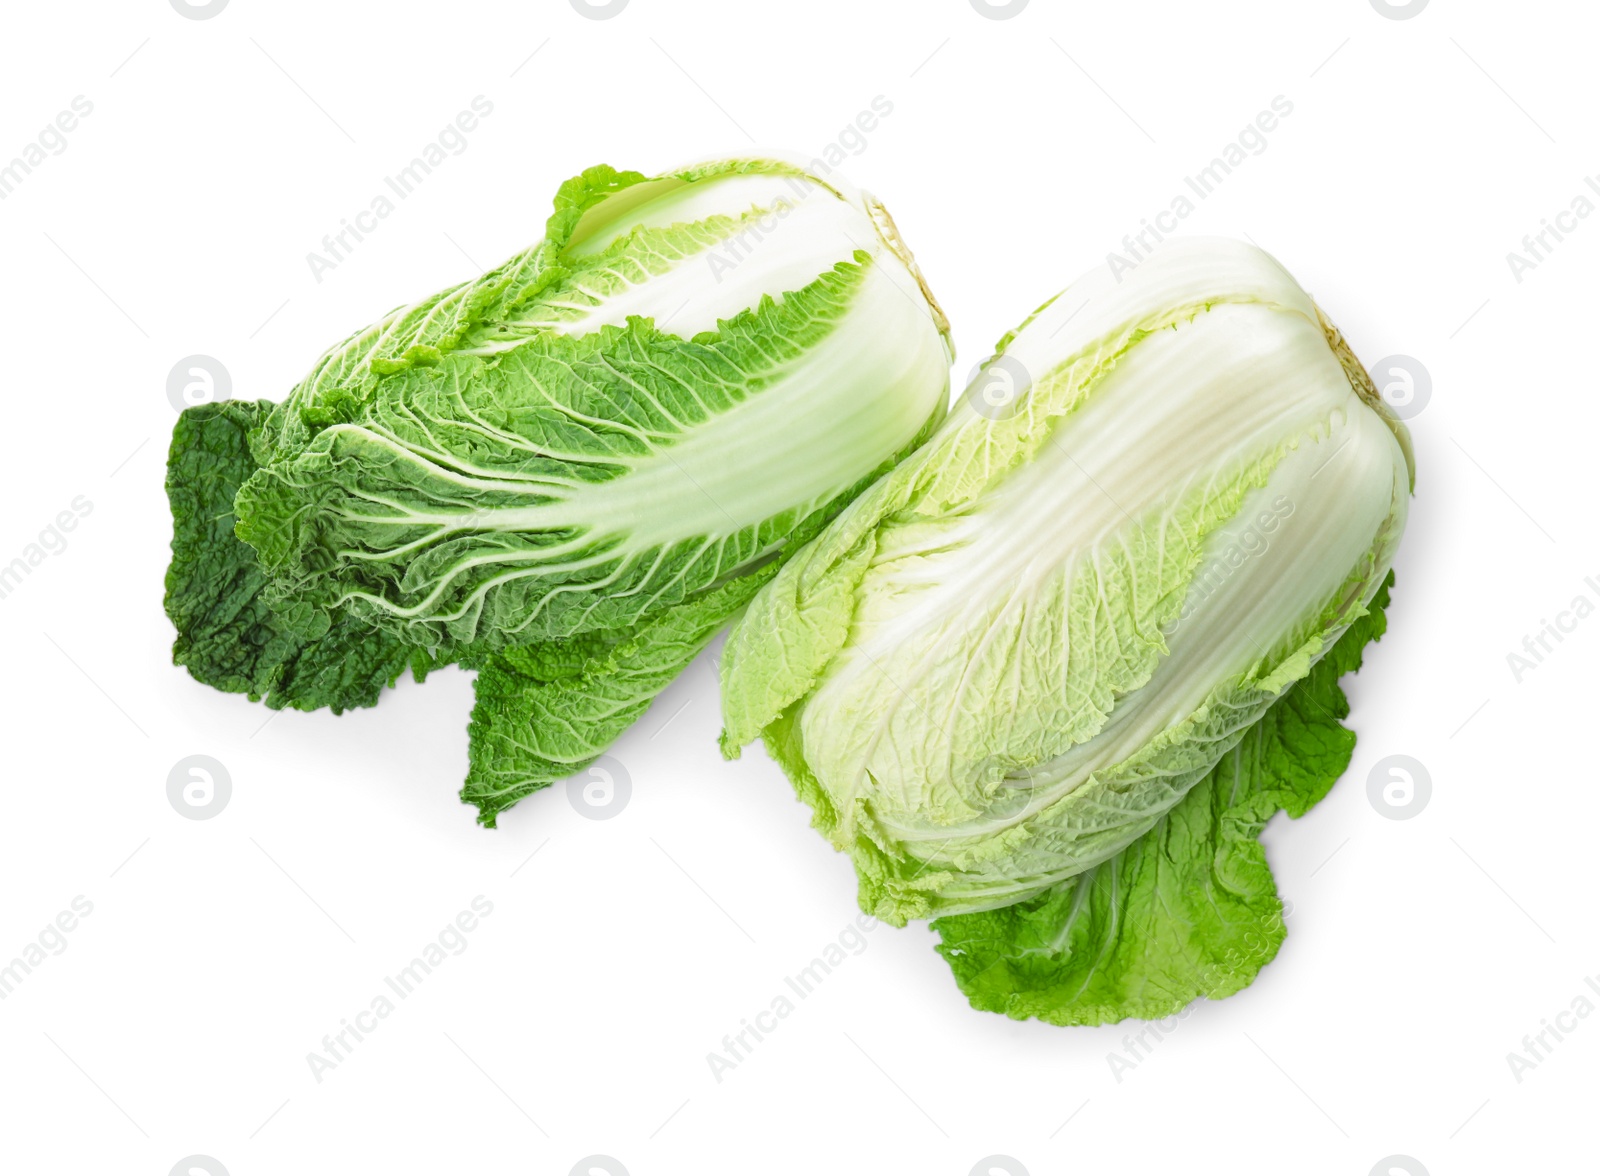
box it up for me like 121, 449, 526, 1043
0, 1, 1592, 1173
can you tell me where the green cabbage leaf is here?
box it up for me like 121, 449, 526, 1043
165, 156, 952, 820
931, 575, 1391, 1025
164, 399, 433, 713
719, 238, 1412, 1023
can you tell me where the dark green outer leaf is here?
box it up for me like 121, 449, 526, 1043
930, 575, 1394, 1026
164, 400, 431, 713
463, 564, 778, 827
